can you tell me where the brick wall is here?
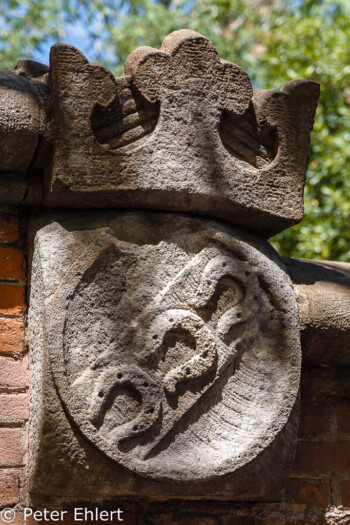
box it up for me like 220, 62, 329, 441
0, 209, 349, 524
0, 207, 29, 524
285, 369, 350, 523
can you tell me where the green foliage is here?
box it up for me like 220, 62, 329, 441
0, 0, 349, 260
251, 0, 350, 261
0, 0, 66, 68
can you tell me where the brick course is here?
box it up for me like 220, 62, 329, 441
341, 480, 350, 507
0, 248, 24, 281
0, 284, 25, 317
0, 357, 29, 390
0, 469, 19, 508
0, 428, 23, 467
0, 394, 29, 422
0, 215, 19, 244
299, 401, 330, 437
0, 211, 27, 515
294, 442, 350, 473
336, 403, 350, 435
286, 478, 330, 507
0, 318, 25, 356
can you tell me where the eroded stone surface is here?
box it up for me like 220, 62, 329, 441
27, 212, 301, 502
0, 30, 319, 231
45, 30, 319, 235
285, 258, 350, 366
0, 61, 51, 204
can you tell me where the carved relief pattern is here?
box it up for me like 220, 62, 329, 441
45, 218, 300, 481
46, 30, 319, 235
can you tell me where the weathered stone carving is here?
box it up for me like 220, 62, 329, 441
0, 61, 49, 203
0, 30, 319, 235
285, 257, 350, 366
27, 212, 301, 502
18, 29, 322, 504
46, 30, 319, 235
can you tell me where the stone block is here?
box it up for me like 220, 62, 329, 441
45, 30, 319, 236
285, 258, 350, 366
0, 66, 48, 205
27, 212, 301, 504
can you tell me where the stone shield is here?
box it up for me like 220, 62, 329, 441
27, 212, 301, 499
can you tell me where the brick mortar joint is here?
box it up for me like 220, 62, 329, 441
0, 383, 28, 392
0, 422, 25, 428
0, 278, 26, 285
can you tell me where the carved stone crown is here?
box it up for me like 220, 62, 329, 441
1, 29, 320, 235
16, 29, 320, 504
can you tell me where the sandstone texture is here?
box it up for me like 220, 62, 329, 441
44, 30, 319, 235
0, 61, 50, 204
0, 30, 319, 236
27, 212, 301, 503
285, 258, 350, 366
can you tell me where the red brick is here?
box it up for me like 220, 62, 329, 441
286, 478, 329, 507
336, 403, 350, 434
0, 215, 19, 244
294, 442, 350, 472
0, 357, 28, 389
0, 428, 23, 466
341, 480, 350, 507
0, 318, 24, 355
222, 518, 255, 525
0, 249, 24, 281
299, 401, 329, 437
0, 394, 29, 422
0, 285, 25, 316
294, 442, 335, 471
0, 469, 19, 508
